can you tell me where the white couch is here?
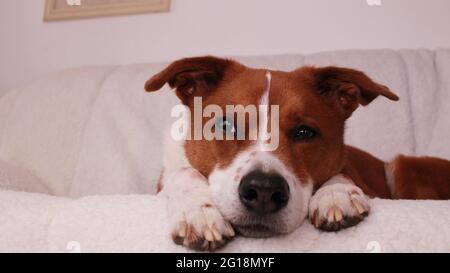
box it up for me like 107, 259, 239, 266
1, 49, 450, 252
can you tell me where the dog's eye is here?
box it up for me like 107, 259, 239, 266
216, 117, 236, 135
291, 125, 317, 141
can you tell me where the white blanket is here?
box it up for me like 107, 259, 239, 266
0, 190, 449, 252
1, 49, 450, 252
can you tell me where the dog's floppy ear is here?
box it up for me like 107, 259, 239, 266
311, 66, 399, 118
145, 56, 233, 104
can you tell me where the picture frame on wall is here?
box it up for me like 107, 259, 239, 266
43, 0, 171, 21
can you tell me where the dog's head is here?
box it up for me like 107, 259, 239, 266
145, 56, 398, 237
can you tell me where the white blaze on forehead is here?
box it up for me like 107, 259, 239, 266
260, 71, 271, 105
258, 71, 271, 151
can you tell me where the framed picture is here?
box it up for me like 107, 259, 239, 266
43, 0, 171, 21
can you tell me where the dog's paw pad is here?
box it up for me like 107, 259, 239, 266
171, 205, 235, 251
309, 181, 370, 232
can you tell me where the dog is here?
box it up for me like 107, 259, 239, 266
144, 56, 450, 251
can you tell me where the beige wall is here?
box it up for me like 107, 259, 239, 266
1, 0, 450, 95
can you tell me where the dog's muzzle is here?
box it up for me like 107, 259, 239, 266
238, 170, 290, 216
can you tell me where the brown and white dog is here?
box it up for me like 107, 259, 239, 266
144, 56, 450, 251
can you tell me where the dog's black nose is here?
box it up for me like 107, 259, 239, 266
239, 170, 289, 215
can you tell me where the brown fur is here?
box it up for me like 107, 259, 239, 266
389, 155, 450, 199
342, 146, 392, 198
146, 56, 450, 200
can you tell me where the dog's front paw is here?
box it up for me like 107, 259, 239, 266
309, 177, 370, 232
171, 203, 235, 251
